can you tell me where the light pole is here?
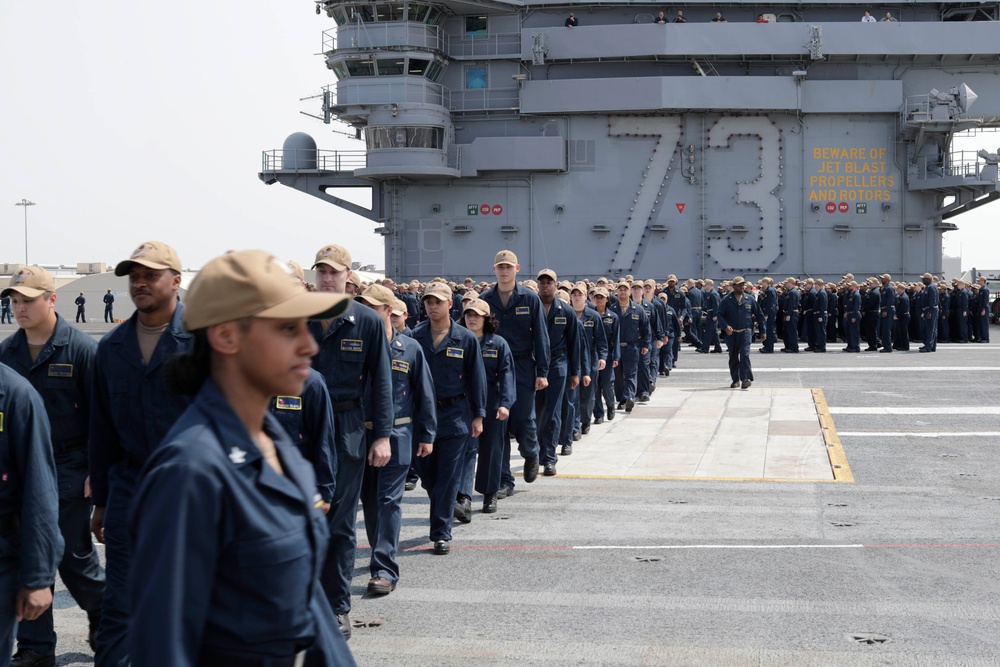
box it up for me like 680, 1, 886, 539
14, 199, 35, 265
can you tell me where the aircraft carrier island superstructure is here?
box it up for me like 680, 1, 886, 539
260, 0, 1000, 281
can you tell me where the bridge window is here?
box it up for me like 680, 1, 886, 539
377, 57, 406, 75
409, 58, 429, 76
345, 57, 376, 77
425, 61, 444, 82
366, 126, 444, 149
466, 15, 488, 39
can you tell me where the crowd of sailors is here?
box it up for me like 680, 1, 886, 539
0, 238, 994, 666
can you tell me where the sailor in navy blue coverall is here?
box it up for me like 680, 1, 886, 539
0, 267, 104, 663
309, 244, 393, 639
88, 241, 192, 666
534, 271, 580, 475
479, 250, 549, 494
128, 248, 355, 666
456, 300, 514, 514
411, 283, 486, 554
355, 285, 436, 594
268, 368, 338, 511
716, 276, 764, 389
0, 363, 63, 664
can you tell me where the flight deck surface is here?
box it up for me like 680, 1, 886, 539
29, 326, 1000, 666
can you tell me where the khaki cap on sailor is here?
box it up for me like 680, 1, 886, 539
287, 261, 305, 282
571, 282, 587, 294
732, 276, 745, 285
462, 290, 479, 302
115, 241, 182, 276
2, 266, 56, 299
312, 244, 351, 271
422, 282, 452, 302
667, 274, 677, 282
463, 298, 491, 318
644, 279, 657, 287
494, 250, 518, 266
182, 250, 351, 331
355, 284, 396, 309
921, 272, 933, 279
391, 298, 407, 317
593, 287, 609, 298
881, 273, 892, 280
537, 268, 557, 282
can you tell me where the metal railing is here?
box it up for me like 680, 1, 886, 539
323, 22, 449, 52
325, 81, 450, 107
450, 32, 521, 58
325, 81, 521, 113
449, 87, 519, 112
910, 149, 997, 181
261, 149, 367, 173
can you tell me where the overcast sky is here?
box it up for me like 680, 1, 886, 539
2, 1, 997, 273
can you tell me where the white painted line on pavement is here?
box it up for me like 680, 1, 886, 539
830, 407, 1000, 415
837, 431, 1000, 438
572, 544, 864, 550
675, 367, 1000, 373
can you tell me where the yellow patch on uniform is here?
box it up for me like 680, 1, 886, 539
554, 316, 567, 325
482, 349, 499, 358
584, 320, 595, 327
603, 317, 614, 325
515, 306, 530, 315
632, 314, 640, 320
446, 347, 465, 359
0, 412, 4, 432
48, 364, 73, 378
275, 396, 302, 410
340, 339, 363, 353
391, 359, 410, 373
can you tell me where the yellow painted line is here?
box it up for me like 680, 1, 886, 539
812, 387, 854, 483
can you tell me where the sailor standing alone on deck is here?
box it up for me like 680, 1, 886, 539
717, 276, 764, 390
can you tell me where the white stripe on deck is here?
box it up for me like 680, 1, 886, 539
829, 406, 1000, 415
572, 544, 864, 550
837, 431, 1000, 438
676, 367, 1000, 373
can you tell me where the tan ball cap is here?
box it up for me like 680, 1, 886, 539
114, 241, 182, 276
494, 250, 518, 267
593, 287, 609, 298
463, 298, 491, 318
183, 250, 351, 331
732, 276, 745, 285
355, 284, 396, 309
537, 268, 557, 282
422, 282, 453, 302
312, 244, 351, 271
391, 299, 407, 317
2, 266, 56, 299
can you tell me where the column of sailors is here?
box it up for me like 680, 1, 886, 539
0, 238, 991, 666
